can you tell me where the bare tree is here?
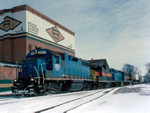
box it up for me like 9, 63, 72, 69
144, 63, 150, 83
122, 64, 134, 74
122, 64, 142, 82
122, 64, 141, 75
134, 67, 141, 75
146, 63, 150, 73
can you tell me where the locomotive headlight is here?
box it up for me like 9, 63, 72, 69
35, 50, 37, 54
14, 80, 17, 82
31, 78, 34, 81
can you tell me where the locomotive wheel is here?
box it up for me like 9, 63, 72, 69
83, 82, 91, 91
48, 82, 60, 94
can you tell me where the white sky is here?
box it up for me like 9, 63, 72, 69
0, 0, 150, 75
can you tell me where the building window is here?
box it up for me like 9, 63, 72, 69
55, 56, 59, 64
35, 45, 38, 49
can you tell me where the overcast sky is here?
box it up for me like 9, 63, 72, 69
0, 0, 150, 75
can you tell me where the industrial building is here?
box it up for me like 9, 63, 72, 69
0, 4, 75, 91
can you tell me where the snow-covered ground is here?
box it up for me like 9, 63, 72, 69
0, 91, 11, 95
69, 84, 150, 113
0, 84, 150, 113
0, 62, 21, 67
0, 89, 105, 113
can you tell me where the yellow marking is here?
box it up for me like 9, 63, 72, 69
125, 76, 131, 79
0, 84, 13, 88
90, 70, 96, 79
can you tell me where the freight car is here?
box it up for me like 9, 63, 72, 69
12, 48, 133, 96
139, 76, 144, 83
132, 74, 144, 84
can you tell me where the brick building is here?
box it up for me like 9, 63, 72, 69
0, 4, 75, 64
0, 5, 75, 91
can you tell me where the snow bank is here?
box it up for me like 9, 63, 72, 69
0, 91, 12, 95
0, 62, 21, 67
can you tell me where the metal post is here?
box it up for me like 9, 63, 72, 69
16, 61, 18, 80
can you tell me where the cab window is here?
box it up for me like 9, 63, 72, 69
55, 56, 59, 64
47, 61, 53, 70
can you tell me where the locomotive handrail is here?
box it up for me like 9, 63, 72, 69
41, 63, 46, 84
33, 66, 40, 86
21, 86, 29, 96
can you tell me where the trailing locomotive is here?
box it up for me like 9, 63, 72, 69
88, 60, 132, 88
12, 48, 133, 96
111, 69, 132, 86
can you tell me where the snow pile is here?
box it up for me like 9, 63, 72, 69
0, 62, 21, 67
0, 91, 11, 95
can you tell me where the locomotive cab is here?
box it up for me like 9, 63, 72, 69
12, 48, 55, 95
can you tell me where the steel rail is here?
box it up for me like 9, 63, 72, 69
35, 89, 110, 113
63, 88, 115, 113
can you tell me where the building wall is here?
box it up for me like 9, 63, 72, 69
26, 10, 75, 50
0, 66, 21, 80
12, 37, 26, 63
0, 5, 75, 64
0, 66, 21, 92
0, 35, 26, 64
3, 38, 13, 63
0, 33, 75, 64
26, 37, 75, 56
0, 40, 3, 62
0, 5, 75, 92
0, 10, 26, 35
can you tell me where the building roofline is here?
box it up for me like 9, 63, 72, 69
0, 4, 75, 36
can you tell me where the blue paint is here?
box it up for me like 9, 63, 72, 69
19, 48, 90, 80
111, 69, 123, 82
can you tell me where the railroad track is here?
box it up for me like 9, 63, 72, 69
35, 88, 115, 113
0, 88, 116, 112
0, 89, 102, 106
0, 95, 25, 105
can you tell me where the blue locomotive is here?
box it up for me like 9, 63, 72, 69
12, 48, 133, 96
12, 48, 92, 95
